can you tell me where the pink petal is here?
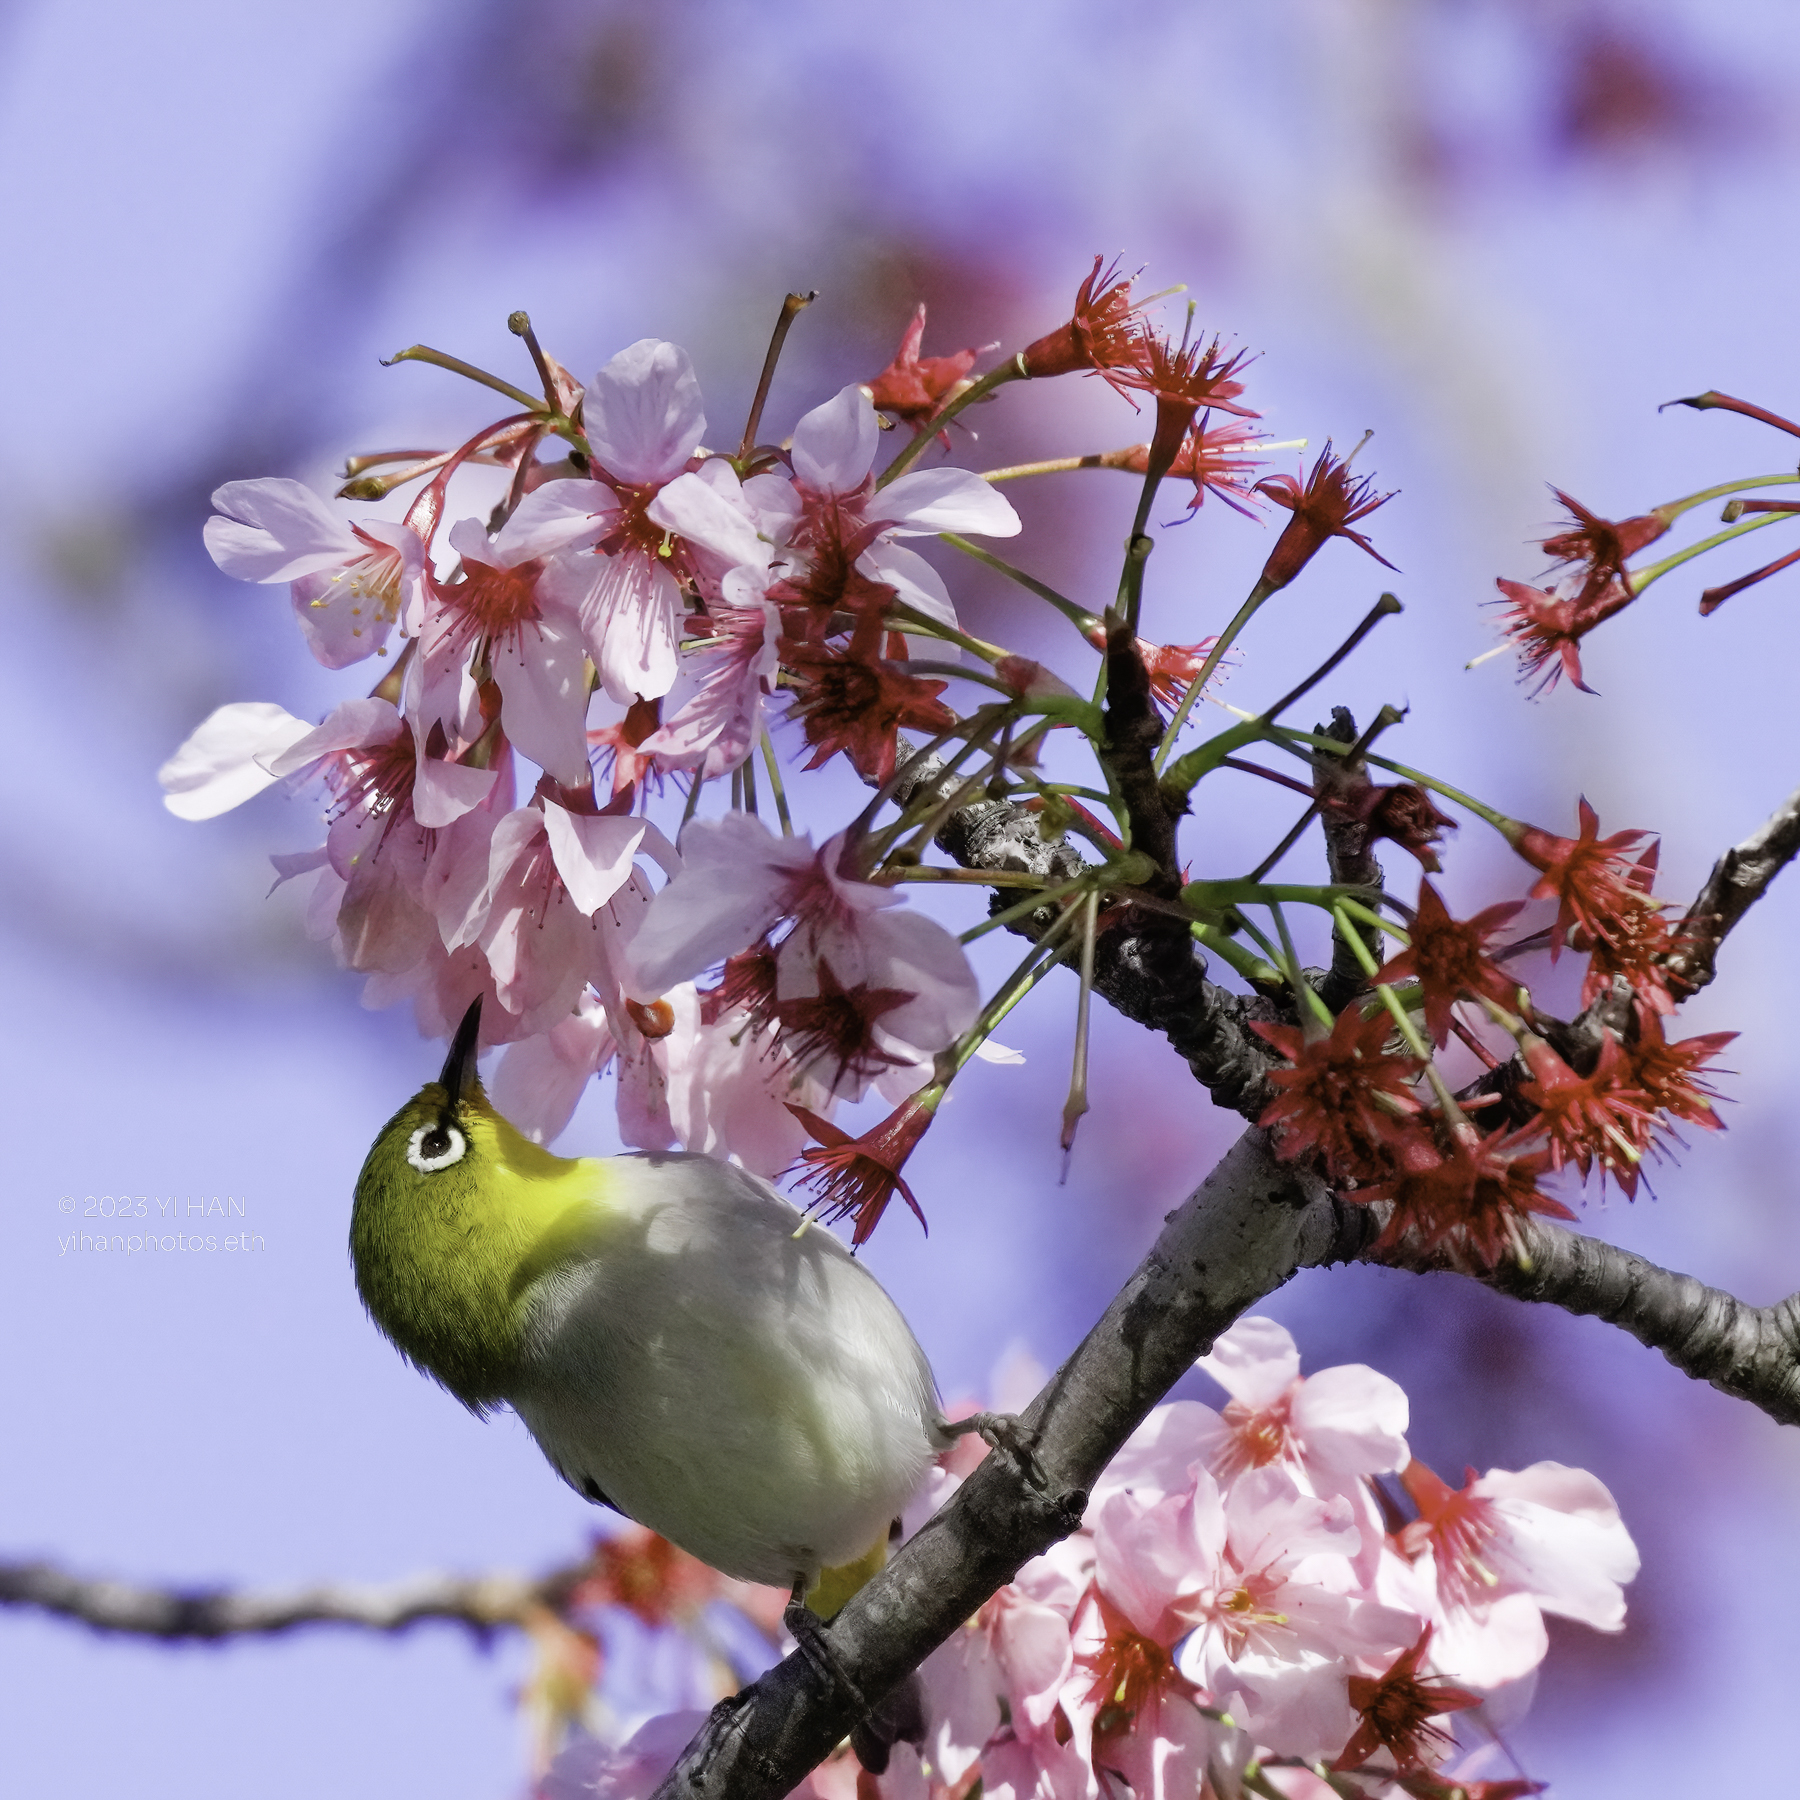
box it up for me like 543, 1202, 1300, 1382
789, 385, 878, 493
492, 477, 619, 561
412, 757, 499, 830
584, 339, 706, 487
541, 802, 647, 914
1200, 1315, 1302, 1408
265, 696, 404, 777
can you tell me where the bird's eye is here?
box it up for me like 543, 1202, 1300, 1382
406, 1122, 467, 1173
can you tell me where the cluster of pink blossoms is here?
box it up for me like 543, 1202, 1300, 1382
160, 341, 1021, 1176
543, 1319, 1635, 1799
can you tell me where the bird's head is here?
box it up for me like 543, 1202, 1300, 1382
351, 997, 599, 1402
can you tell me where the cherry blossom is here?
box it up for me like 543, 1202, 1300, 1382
1392, 1459, 1640, 1687
625, 814, 980, 1103
205, 477, 426, 668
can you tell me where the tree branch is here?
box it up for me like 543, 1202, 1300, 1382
1363, 1214, 1800, 1424
0, 1555, 594, 1642
894, 752, 1285, 1119
1665, 776, 1800, 996
1309, 705, 1385, 1013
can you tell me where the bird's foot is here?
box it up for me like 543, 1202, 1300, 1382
850, 1669, 927, 1774
784, 1575, 871, 1717
942, 1408, 1051, 1492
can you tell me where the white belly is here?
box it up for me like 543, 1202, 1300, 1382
507, 1153, 946, 1587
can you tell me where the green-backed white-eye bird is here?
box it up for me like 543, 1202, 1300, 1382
350, 998, 959, 1613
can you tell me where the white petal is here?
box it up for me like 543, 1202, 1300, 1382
542, 803, 647, 915
264, 696, 404, 777
647, 468, 770, 575
491, 618, 593, 784
873, 466, 1023, 538
574, 552, 682, 704
860, 542, 959, 630
204, 478, 357, 582
585, 339, 706, 487
492, 478, 619, 561
159, 701, 313, 820
789, 385, 878, 492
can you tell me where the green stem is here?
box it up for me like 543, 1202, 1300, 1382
960, 872, 1089, 944
758, 725, 793, 835
939, 534, 1100, 634
1629, 509, 1795, 593
1654, 471, 1800, 523
1272, 902, 1334, 1028
1190, 922, 1282, 985
937, 910, 1077, 1080
1061, 892, 1101, 1153
878, 866, 1050, 888
887, 603, 1009, 664
878, 356, 1028, 486
381, 345, 549, 417
1153, 577, 1276, 770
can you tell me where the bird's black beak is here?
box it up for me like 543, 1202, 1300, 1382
439, 998, 483, 1107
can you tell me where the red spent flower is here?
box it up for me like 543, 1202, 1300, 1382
1540, 486, 1668, 600
1622, 1005, 1735, 1133
1105, 418, 1268, 516
1322, 777, 1459, 873
1254, 441, 1398, 591
1116, 328, 1257, 484
784, 1089, 939, 1245
1378, 1128, 1574, 1265
783, 626, 956, 786
1376, 881, 1525, 1047
1075, 626, 1229, 716
1020, 255, 1152, 393
1491, 573, 1635, 697
866, 303, 983, 435
1335, 1627, 1480, 1774
698, 940, 780, 1030
1251, 1003, 1433, 1186
1516, 1030, 1657, 1197
1511, 798, 1656, 958
1574, 863, 1674, 1014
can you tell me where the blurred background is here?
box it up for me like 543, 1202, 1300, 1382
5, 0, 1800, 1792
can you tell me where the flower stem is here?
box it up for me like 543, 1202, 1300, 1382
1152, 577, 1276, 770
738, 291, 817, 463
1653, 470, 1800, 523
1628, 509, 1795, 593
939, 534, 1100, 634
381, 344, 549, 418
758, 724, 793, 835
878, 356, 1028, 486
1060, 892, 1101, 1160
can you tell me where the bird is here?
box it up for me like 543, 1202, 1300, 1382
349, 996, 967, 1622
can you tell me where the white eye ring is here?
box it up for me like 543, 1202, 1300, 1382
407, 1123, 467, 1173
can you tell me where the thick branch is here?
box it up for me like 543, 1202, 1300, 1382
1665, 777, 1800, 996
895, 754, 1284, 1118
0, 1556, 591, 1642
1365, 1215, 1800, 1424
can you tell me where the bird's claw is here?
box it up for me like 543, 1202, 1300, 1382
784, 1575, 871, 1717
943, 1408, 1052, 1492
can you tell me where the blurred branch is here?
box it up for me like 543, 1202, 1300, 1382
0, 1554, 595, 1642
1664, 777, 1800, 996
